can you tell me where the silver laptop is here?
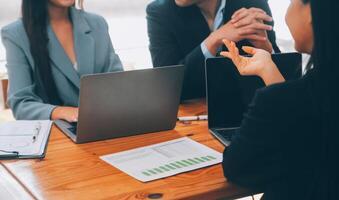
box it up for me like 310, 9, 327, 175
205, 53, 302, 146
55, 65, 185, 143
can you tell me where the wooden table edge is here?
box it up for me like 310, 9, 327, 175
0, 162, 37, 200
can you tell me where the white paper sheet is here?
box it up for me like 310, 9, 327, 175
100, 137, 223, 182
0, 120, 52, 157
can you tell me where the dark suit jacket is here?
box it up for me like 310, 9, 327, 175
147, 0, 280, 100
222, 71, 323, 200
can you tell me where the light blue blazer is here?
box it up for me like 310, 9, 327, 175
1, 7, 123, 120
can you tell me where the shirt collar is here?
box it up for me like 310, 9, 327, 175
217, 0, 226, 15
213, 0, 226, 31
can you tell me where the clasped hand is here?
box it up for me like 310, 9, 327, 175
206, 7, 274, 55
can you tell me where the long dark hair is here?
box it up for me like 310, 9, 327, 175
303, 0, 339, 198
21, 0, 83, 105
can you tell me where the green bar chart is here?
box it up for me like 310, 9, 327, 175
141, 156, 217, 176
101, 138, 222, 182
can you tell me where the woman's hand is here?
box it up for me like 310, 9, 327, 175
51, 107, 79, 123
220, 39, 285, 86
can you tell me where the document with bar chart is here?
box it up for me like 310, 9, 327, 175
100, 137, 223, 182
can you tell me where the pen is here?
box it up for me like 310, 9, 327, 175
0, 150, 19, 159
32, 122, 41, 143
32, 135, 37, 143
177, 115, 208, 121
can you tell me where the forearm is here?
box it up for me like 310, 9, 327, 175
260, 63, 285, 86
9, 98, 57, 120
204, 32, 223, 56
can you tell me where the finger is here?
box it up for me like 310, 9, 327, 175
73, 109, 79, 122
72, 113, 78, 122
232, 7, 267, 20
249, 7, 266, 15
243, 34, 267, 41
223, 39, 239, 63
231, 9, 249, 24
68, 117, 78, 123
235, 13, 273, 26
233, 17, 252, 28
250, 22, 272, 31
222, 39, 234, 52
253, 12, 273, 22
230, 42, 248, 72
231, 41, 240, 57
238, 24, 272, 36
231, 41, 242, 65
228, 41, 237, 60
223, 40, 237, 62
232, 8, 271, 24
220, 51, 232, 59
234, 15, 273, 28
238, 28, 258, 36
229, 41, 236, 57
242, 46, 257, 55
232, 8, 247, 20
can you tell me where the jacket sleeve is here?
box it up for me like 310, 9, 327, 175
222, 88, 284, 189
1, 28, 56, 120
146, 4, 206, 100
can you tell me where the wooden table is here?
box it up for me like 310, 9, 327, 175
0, 100, 254, 200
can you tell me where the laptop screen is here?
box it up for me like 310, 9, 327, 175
205, 53, 302, 129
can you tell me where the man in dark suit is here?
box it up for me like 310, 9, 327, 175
147, 0, 280, 100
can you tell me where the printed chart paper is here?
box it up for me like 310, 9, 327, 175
100, 137, 223, 182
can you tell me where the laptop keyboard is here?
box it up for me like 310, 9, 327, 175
68, 122, 78, 135
212, 128, 238, 146
217, 129, 237, 141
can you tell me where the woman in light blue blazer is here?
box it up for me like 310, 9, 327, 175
1, 0, 123, 122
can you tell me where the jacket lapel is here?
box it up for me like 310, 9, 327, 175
47, 7, 95, 89
70, 7, 95, 76
47, 24, 80, 88
223, 0, 232, 23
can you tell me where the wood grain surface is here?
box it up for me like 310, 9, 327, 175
1, 100, 254, 200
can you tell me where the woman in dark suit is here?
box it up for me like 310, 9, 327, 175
220, 0, 339, 199
1, 0, 123, 121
